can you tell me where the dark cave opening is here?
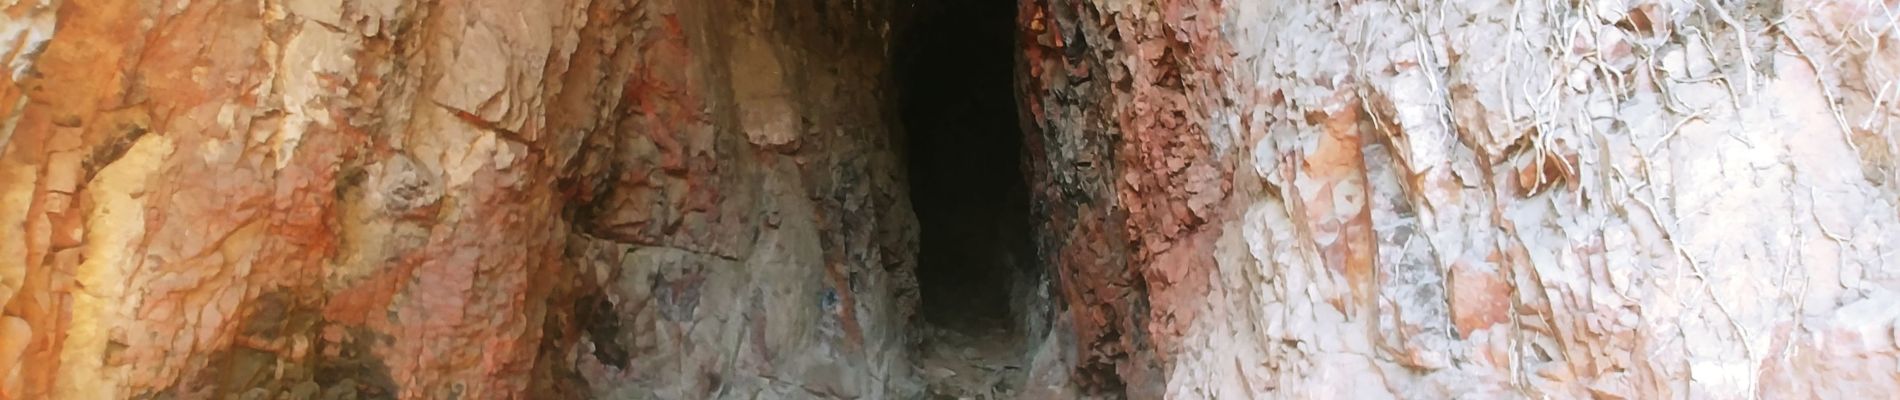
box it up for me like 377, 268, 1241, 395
895, 0, 1038, 337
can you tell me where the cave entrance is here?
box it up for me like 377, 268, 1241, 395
897, 0, 1032, 333
894, 0, 1043, 396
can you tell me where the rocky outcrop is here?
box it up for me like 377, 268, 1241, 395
1014, 0, 1232, 395
4, 0, 1899, 398
1018, 0, 1900, 397
0, 0, 916, 398
549, 1, 921, 398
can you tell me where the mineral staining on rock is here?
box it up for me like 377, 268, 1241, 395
0, 0, 1896, 398
0, 0, 915, 398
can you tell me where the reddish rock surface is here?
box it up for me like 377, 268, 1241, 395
4, 0, 1900, 399
1014, 0, 1234, 395
0, 0, 917, 398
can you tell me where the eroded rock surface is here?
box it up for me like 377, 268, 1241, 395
1016, 0, 1900, 398
1, 0, 916, 398
3, 0, 1899, 398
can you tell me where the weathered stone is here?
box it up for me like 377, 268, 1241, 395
3, 0, 1898, 399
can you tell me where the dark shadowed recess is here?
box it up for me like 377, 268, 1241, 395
893, 0, 1038, 335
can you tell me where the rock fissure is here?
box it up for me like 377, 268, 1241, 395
4, 0, 1899, 398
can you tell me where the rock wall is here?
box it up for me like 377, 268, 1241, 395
1019, 0, 1900, 397
5, 0, 1900, 398
0, 0, 918, 398
549, 1, 921, 398
1015, 0, 1231, 396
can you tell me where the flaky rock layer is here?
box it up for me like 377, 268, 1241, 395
3, 0, 1898, 398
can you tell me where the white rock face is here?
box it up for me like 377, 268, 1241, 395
1163, 0, 1900, 397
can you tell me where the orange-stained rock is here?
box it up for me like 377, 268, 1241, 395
0, 0, 917, 399
6, 0, 1900, 399
1449, 258, 1511, 337
1015, 0, 1233, 395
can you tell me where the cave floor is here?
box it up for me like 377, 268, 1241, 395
912, 318, 1028, 399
